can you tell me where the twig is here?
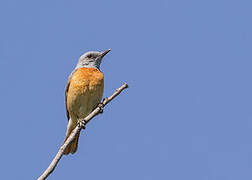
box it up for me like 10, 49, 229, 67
38, 83, 128, 180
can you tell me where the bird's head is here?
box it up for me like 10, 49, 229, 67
76, 49, 111, 69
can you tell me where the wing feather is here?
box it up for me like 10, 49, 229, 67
65, 70, 76, 121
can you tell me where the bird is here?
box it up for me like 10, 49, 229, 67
63, 49, 111, 155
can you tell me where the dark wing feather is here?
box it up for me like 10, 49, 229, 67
65, 69, 76, 121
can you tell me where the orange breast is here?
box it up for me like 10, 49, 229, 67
67, 68, 104, 119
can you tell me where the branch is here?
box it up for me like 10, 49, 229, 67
38, 83, 128, 180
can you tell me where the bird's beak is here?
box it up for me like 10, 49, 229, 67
100, 49, 111, 58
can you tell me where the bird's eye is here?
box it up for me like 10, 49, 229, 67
87, 54, 92, 58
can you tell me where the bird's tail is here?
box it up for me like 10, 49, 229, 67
63, 119, 80, 155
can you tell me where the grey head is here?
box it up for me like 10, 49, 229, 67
76, 49, 111, 69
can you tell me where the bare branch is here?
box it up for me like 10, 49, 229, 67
38, 83, 128, 180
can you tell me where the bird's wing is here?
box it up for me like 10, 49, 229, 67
65, 69, 76, 121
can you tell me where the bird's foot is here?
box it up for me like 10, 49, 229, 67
78, 120, 86, 129
98, 103, 104, 113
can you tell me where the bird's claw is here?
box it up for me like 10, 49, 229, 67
78, 120, 86, 129
98, 103, 104, 113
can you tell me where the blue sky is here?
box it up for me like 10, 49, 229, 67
0, 0, 252, 179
